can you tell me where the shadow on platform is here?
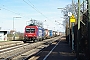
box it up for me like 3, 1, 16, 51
26, 36, 76, 60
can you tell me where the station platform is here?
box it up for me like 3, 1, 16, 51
28, 36, 76, 60
44, 36, 76, 60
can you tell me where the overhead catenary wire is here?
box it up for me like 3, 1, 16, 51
26, 0, 62, 25
23, 0, 50, 20
0, 1, 57, 30
0, 5, 31, 19
0, 2, 52, 27
1, 1, 54, 22
23, 0, 55, 29
0, 6, 21, 15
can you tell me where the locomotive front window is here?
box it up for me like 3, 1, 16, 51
30, 29, 35, 33
26, 28, 30, 33
25, 28, 35, 33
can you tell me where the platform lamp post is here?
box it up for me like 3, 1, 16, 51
13, 17, 21, 40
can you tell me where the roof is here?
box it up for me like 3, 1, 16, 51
0, 30, 9, 32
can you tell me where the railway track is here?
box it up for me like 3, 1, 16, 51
0, 41, 23, 49
0, 36, 61, 60
28, 39, 60, 60
0, 43, 29, 53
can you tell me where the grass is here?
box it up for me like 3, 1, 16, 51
7, 34, 19, 37
0, 40, 11, 42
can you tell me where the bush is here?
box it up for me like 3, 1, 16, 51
7, 34, 13, 37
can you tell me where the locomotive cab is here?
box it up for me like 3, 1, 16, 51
23, 26, 38, 43
23, 25, 43, 43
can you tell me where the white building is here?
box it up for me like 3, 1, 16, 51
0, 30, 8, 41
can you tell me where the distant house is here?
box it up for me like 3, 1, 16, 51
10, 30, 15, 34
0, 30, 8, 41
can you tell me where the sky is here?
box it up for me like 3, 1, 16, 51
0, 0, 75, 33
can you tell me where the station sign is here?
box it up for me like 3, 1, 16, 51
70, 14, 76, 23
68, 12, 72, 16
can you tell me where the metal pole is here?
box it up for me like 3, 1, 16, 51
87, 0, 90, 57
13, 17, 21, 40
69, 17, 71, 46
13, 17, 14, 31
71, 0, 75, 51
77, 0, 80, 60
72, 23, 74, 51
13, 17, 15, 40
83, 0, 84, 12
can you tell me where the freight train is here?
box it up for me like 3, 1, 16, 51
23, 24, 61, 43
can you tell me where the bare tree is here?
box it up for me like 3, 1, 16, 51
61, 1, 87, 26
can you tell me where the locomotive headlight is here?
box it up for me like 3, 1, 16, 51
26, 35, 27, 36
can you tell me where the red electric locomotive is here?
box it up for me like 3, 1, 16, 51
23, 24, 43, 43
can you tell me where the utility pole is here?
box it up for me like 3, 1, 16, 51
87, 0, 90, 57
13, 17, 21, 40
69, 16, 71, 46
77, 0, 80, 60
71, 0, 75, 51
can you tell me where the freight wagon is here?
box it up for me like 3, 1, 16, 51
42, 28, 45, 40
49, 30, 53, 38
44, 29, 49, 39
57, 32, 60, 36
53, 31, 56, 37
55, 31, 57, 37
23, 25, 43, 43
59, 32, 61, 36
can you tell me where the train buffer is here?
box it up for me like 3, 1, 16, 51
28, 36, 76, 60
